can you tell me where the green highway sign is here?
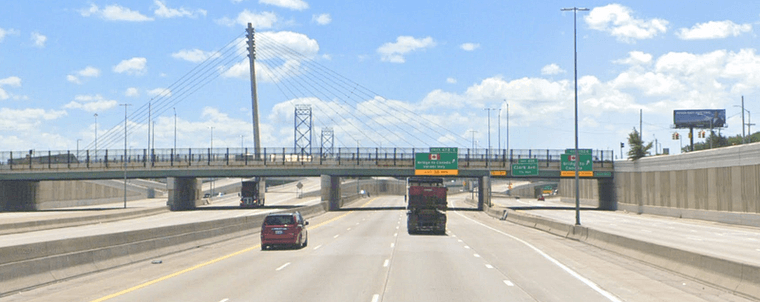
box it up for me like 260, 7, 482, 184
565, 148, 592, 155
511, 162, 538, 176
560, 153, 593, 172
518, 158, 538, 164
415, 151, 458, 175
430, 147, 458, 154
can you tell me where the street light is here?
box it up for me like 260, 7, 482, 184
76, 139, 82, 160
173, 107, 177, 152
120, 104, 132, 209
94, 113, 98, 161
469, 130, 477, 150
735, 101, 752, 144
209, 126, 215, 197
484, 108, 495, 165
561, 6, 589, 226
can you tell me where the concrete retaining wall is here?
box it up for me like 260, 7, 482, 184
0, 180, 147, 211
482, 206, 760, 298
613, 143, 760, 224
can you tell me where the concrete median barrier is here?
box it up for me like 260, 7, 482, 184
482, 206, 760, 299
0, 202, 329, 297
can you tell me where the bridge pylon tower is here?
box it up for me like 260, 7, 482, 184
321, 127, 334, 157
294, 104, 313, 156
246, 23, 262, 160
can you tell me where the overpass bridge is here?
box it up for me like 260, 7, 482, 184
0, 147, 613, 211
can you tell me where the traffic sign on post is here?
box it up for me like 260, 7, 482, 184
561, 150, 593, 177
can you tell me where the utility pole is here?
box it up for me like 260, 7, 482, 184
505, 100, 509, 156
120, 104, 132, 209
246, 23, 262, 160
94, 113, 98, 161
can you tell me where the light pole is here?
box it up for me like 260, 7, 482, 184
735, 101, 751, 144
209, 126, 214, 197
562, 6, 589, 226
505, 100, 509, 156
469, 130, 477, 150
173, 107, 177, 152
76, 139, 82, 159
94, 113, 98, 161
497, 108, 502, 151
120, 104, 132, 209
484, 108, 495, 164
240, 134, 244, 150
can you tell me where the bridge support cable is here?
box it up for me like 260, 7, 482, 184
321, 128, 334, 156
256, 34, 472, 148
253, 49, 383, 148
255, 40, 417, 146
256, 36, 447, 148
84, 32, 247, 151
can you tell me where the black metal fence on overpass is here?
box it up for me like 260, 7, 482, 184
0, 147, 614, 171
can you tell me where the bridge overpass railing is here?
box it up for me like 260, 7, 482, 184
0, 147, 614, 172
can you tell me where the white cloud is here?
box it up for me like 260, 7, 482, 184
585, 4, 668, 43
171, 49, 221, 63
677, 20, 752, 40
312, 13, 331, 25
148, 88, 172, 97
113, 57, 147, 75
446, 78, 457, 84
216, 10, 277, 28
0, 76, 22, 87
614, 51, 653, 65
259, 0, 308, 11
125, 87, 140, 97
222, 31, 319, 81
64, 95, 119, 112
541, 64, 565, 75
460, 43, 480, 51
153, 0, 206, 18
377, 36, 436, 63
80, 4, 154, 22
31, 32, 46, 48
0, 76, 21, 101
67, 66, 101, 84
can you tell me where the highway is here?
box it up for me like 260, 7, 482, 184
493, 196, 760, 267
3, 194, 753, 302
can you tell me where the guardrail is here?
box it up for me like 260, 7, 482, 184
0, 147, 614, 171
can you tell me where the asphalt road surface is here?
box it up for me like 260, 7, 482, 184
3, 195, 753, 302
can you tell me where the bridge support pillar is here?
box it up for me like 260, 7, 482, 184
597, 178, 617, 210
167, 177, 202, 211
478, 175, 491, 211
0, 181, 40, 211
321, 175, 341, 211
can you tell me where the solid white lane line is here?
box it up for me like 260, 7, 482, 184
334, 234, 340, 238
485, 264, 494, 269
371, 294, 380, 302
313, 245, 322, 250
276, 263, 291, 271
455, 212, 623, 302
383, 259, 390, 267
474, 254, 481, 258
504, 280, 515, 287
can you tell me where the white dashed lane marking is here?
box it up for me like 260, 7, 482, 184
276, 263, 291, 271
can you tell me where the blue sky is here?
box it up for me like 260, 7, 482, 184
2, 1, 760, 157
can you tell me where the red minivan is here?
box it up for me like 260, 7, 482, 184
261, 212, 309, 250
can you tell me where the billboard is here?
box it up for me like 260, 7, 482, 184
673, 109, 726, 128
